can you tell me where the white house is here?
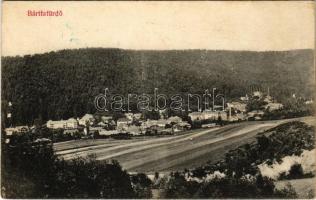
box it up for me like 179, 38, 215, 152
174, 122, 191, 130
188, 112, 204, 121
305, 99, 314, 105
167, 116, 182, 124
240, 94, 249, 101
203, 111, 219, 120
124, 113, 134, 121
99, 130, 119, 136
157, 119, 169, 127
5, 126, 29, 136
101, 116, 113, 123
143, 119, 157, 128
78, 114, 95, 126
89, 126, 105, 134
133, 113, 142, 120
253, 91, 263, 98
263, 95, 273, 103
203, 111, 228, 121
201, 123, 217, 128
247, 110, 265, 120
227, 102, 247, 121
116, 118, 132, 130
47, 118, 78, 129
97, 121, 108, 128
124, 113, 142, 121
143, 119, 170, 128
159, 128, 173, 135
264, 102, 283, 111
226, 102, 247, 113
189, 111, 228, 121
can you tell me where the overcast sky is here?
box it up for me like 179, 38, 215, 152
2, 1, 315, 56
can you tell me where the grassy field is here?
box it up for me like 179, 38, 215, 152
54, 116, 315, 173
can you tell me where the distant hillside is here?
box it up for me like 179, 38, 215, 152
1, 48, 314, 125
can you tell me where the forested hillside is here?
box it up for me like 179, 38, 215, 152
1, 48, 314, 125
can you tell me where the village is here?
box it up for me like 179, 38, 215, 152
4, 90, 296, 140
2, 2, 315, 198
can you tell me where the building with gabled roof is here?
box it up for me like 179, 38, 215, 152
47, 118, 78, 129
5, 126, 29, 136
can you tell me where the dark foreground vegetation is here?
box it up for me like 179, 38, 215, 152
1, 134, 152, 198
1, 121, 315, 198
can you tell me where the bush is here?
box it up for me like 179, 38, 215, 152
130, 173, 153, 198
162, 172, 295, 198
279, 163, 314, 180
274, 183, 298, 198
288, 163, 304, 179
1, 134, 138, 198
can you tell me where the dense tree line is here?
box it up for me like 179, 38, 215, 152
2, 48, 314, 126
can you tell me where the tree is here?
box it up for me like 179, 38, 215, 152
246, 97, 267, 112
217, 115, 223, 126
130, 173, 153, 198
2, 133, 138, 198
287, 163, 304, 179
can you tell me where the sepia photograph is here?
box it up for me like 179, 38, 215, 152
1, 1, 315, 199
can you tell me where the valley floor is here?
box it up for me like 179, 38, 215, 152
54, 116, 315, 173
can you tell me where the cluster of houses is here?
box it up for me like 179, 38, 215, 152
3, 91, 288, 137
189, 91, 284, 124
45, 113, 192, 137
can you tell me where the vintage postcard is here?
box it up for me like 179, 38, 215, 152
1, 1, 315, 199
